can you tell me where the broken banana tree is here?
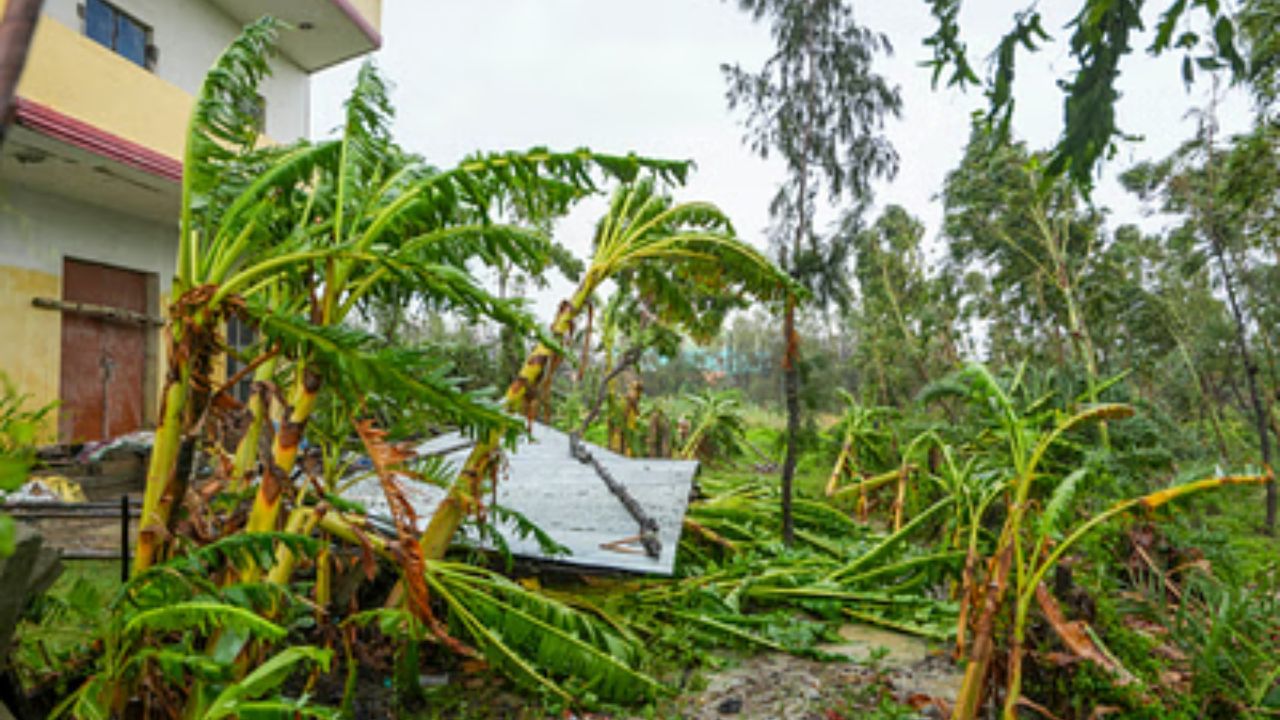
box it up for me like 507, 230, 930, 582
420, 179, 796, 560
942, 364, 1274, 719
137, 20, 700, 579
136, 18, 341, 571
993, 473, 1271, 719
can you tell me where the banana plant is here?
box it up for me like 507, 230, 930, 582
825, 391, 899, 520
0, 373, 53, 557
826, 397, 888, 492
418, 179, 798, 560
57, 533, 335, 718
677, 388, 749, 463
938, 364, 1272, 720
135, 18, 695, 573
232, 58, 694, 560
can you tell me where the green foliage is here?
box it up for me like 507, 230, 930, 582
844, 205, 959, 404
0, 373, 54, 556
52, 539, 333, 719
724, 0, 901, 208
646, 472, 960, 646
11, 6, 1278, 717
676, 389, 750, 462
354, 562, 667, 705
922, 0, 1247, 187
588, 178, 795, 319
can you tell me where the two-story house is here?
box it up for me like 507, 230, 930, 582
0, 0, 381, 443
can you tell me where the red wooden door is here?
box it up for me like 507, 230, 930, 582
58, 258, 148, 443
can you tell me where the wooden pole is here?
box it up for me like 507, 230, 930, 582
120, 494, 130, 582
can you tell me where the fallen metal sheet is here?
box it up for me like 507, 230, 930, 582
344, 423, 699, 575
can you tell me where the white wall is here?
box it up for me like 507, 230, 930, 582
41, 0, 310, 141
0, 184, 177, 290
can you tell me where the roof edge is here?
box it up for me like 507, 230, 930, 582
14, 98, 182, 183
330, 0, 383, 51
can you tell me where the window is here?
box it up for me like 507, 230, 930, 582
84, 0, 151, 69
225, 315, 257, 404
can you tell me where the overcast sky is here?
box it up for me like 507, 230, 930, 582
311, 1, 1255, 321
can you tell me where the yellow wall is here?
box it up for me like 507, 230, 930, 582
0, 266, 62, 442
0, 266, 171, 442
14, 11, 192, 161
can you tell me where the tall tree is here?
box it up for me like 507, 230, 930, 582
942, 125, 1109, 417
1239, 0, 1280, 115
723, 0, 901, 543
0, 0, 43, 150
842, 204, 957, 404
1122, 97, 1279, 531
922, 0, 1247, 188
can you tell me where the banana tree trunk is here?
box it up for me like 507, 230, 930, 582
133, 371, 191, 572
133, 309, 218, 571
951, 538, 1014, 720
420, 288, 589, 560
825, 436, 853, 497
228, 358, 278, 492
245, 364, 321, 534
622, 379, 642, 457
780, 295, 800, 546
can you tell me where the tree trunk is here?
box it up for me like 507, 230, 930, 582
1200, 102, 1276, 532
0, 0, 43, 151
420, 292, 588, 560
245, 363, 321, 534
780, 295, 799, 546
1211, 239, 1276, 532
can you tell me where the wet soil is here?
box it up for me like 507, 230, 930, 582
660, 624, 960, 720
394, 624, 963, 719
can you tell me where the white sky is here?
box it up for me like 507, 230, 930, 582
311, 1, 1254, 322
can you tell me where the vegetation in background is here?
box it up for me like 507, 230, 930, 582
0, 375, 53, 556
723, 0, 902, 545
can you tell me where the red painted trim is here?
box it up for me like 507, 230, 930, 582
13, 98, 181, 183
330, 0, 382, 50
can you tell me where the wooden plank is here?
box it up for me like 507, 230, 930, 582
32, 296, 163, 326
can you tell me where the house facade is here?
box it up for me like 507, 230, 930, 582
0, 0, 381, 442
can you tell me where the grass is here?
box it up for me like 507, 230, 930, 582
51, 558, 124, 597
14, 559, 121, 689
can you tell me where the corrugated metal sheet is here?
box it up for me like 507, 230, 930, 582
345, 423, 698, 575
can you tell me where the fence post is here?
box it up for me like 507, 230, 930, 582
120, 495, 130, 583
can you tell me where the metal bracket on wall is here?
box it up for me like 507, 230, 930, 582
31, 296, 163, 327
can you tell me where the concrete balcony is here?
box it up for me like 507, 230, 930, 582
13, 8, 192, 167
207, 0, 382, 71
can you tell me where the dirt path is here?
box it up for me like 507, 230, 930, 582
660, 625, 960, 719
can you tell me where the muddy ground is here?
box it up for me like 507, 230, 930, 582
391, 624, 962, 719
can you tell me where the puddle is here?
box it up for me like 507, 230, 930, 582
660, 624, 964, 719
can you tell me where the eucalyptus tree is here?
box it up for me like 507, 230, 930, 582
923, 0, 1248, 188
1122, 109, 1279, 531
1239, 0, 1280, 115
942, 126, 1109, 416
844, 204, 957, 404
419, 179, 794, 560
1085, 224, 1234, 458
723, 0, 901, 543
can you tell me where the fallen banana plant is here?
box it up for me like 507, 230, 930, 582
348, 561, 668, 705
943, 364, 1272, 720
615, 474, 961, 656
